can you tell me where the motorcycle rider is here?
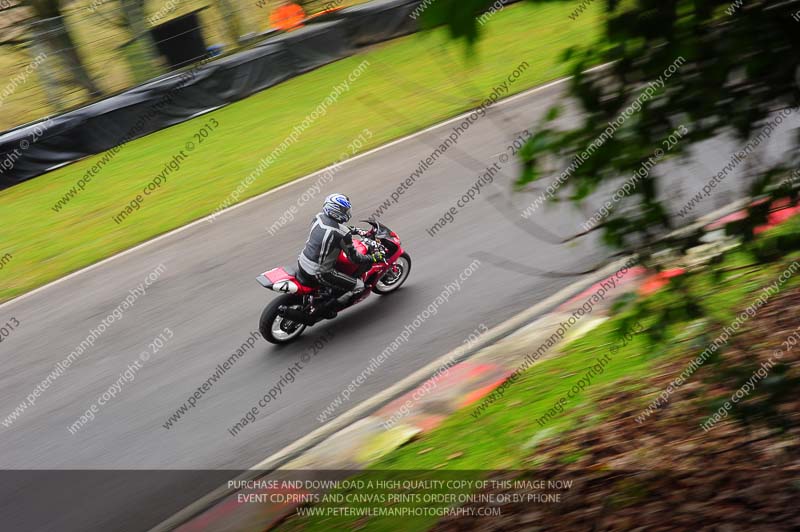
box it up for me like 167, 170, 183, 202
297, 194, 383, 307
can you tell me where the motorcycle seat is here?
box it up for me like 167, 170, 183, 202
293, 264, 318, 287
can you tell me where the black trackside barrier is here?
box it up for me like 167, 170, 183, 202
0, 0, 523, 188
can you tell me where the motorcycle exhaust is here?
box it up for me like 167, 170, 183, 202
278, 306, 318, 326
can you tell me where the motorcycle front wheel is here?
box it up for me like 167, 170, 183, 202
373, 253, 411, 294
260, 294, 307, 344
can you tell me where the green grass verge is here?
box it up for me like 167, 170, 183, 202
0, 1, 603, 303
277, 217, 800, 532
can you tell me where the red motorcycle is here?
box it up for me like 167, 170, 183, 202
256, 220, 411, 344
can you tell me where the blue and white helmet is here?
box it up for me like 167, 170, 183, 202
322, 193, 352, 223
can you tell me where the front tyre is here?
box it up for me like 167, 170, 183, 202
373, 253, 411, 294
260, 294, 307, 344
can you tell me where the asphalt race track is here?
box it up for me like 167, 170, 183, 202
0, 80, 796, 531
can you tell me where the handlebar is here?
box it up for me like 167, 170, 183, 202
350, 225, 388, 261
349, 225, 371, 237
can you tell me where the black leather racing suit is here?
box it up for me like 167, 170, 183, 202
297, 213, 373, 293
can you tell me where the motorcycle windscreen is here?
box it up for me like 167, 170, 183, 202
361, 219, 392, 238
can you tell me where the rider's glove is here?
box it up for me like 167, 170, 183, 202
370, 251, 385, 262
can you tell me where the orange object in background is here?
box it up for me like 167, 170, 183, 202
269, 2, 306, 31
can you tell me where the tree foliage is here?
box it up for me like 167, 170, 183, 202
427, 0, 800, 260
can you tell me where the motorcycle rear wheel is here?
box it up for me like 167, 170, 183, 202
260, 294, 307, 344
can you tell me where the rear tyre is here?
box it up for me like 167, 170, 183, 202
260, 294, 307, 344
373, 253, 411, 294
